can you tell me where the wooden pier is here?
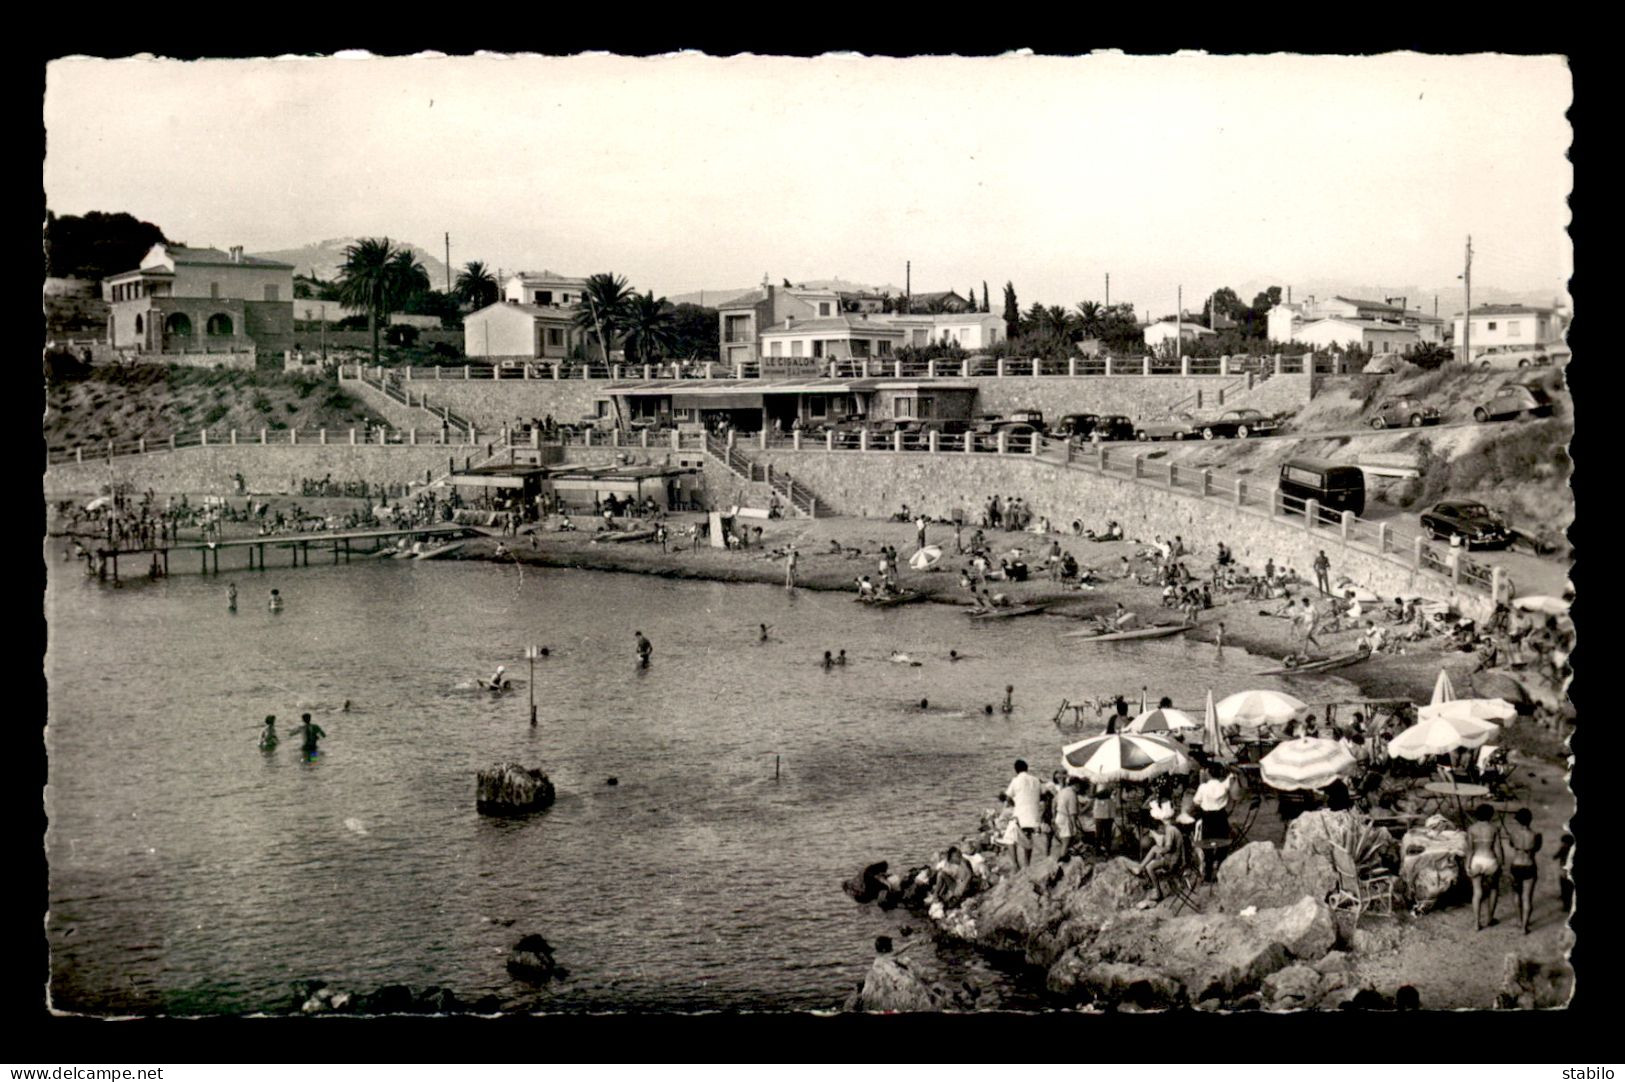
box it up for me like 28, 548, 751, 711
78, 524, 473, 583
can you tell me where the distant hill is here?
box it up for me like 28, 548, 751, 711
666, 278, 910, 308
249, 238, 451, 290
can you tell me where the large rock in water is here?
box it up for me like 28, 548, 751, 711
506, 934, 567, 983
852, 952, 971, 1012
1215, 841, 1338, 913
477, 762, 556, 816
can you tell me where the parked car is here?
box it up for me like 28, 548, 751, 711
1049, 413, 1136, 442
1473, 383, 1554, 423
1362, 352, 1407, 375
1370, 397, 1441, 429
1419, 500, 1512, 549
1196, 408, 1279, 440
1279, 458, 1367, 519
1135, 411, 1200, 441
1004, 409, 1046, 429
1475, 345, 1556, 369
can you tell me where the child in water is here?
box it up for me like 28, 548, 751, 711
259, 715, 278, 751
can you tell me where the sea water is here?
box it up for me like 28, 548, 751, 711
45, 559, 1354, 1013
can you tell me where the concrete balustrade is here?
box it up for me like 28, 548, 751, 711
893, 431, 904, 453
1305, 499, 1320, 531
1340, 511, 1354, 543
200, 429, 209, 446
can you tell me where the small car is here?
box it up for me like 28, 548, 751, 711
1473, 384, 1554, 423
1004, 409, 1045, 428
1363, 352, 1407, 375
1419, 500, 1512, 548
1475, 345, 1555, 369
1048, 413, 1101, 440
1198, 408, 1279, 440
1370, 397, 1441, 429
1095, 415, 1136, 441
1135, 412, 1199, 441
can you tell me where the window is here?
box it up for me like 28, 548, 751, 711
210, 282, 220, 299
562, 294, 571, 304
547, 328, 564, 347
819, 302, 831, 317
1486, 321, 1497, 332
894, 397, 914, 418
807, 395, 827, 419
769, 341, 783, 357
264, 284, 280, 301
1507, 320, 1521, 336
918, 396, 935, 418
206, 313, 234, 336
725, 315, 751, 344
595, 401, 609, 417
537, 291, 553, 305
134, 314, 143, 334
877, 340, 893, 355
812, 341, 825, 358
165, 312, 193, 336
791, 341, 803, 357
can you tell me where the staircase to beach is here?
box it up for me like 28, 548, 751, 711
705, 434, 823, 517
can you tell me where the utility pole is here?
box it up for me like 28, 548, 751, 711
1176, 284, 1183, 363
444, 233, 451, 294
905, 261, 911, 314
1462, 235, 1473, 363
1105, 272, 1110, 307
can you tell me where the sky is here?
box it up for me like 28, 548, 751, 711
44, 52, 1572, 315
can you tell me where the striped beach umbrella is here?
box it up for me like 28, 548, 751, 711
1062, 733, 1194, 784
1387, 715, 1501, 761
1126, 707, 1202, 735
1215, 689, 1309, 730
1513, 595, 1570, 616
1259, 737, 1356, 791
1418, 697, 1517, 724
1430, 668, 1456, 706
908, 545, 944, 570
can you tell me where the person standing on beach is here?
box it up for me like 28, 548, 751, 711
915, 515, 928, 551
1313, 550, 1331, 595
1003, 760, 1043, 870
785, 545, 799, 590
1216, 621, 1226, 658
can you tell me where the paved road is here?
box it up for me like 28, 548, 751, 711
1110, 416, 1526, 447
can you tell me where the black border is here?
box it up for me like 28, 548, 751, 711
18, 29, 1607, 1066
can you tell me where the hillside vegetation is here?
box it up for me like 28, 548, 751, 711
45, 364, 386, 455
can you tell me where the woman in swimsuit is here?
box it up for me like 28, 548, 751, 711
1505, 808, 1543, 935
1465, 803, 1505, 931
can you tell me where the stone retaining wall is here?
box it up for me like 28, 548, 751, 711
753, 448, 1489, 618
44, 445, 481, 499
360, 373, 1313, 431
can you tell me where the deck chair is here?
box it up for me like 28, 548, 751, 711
1162, 834, 1205, 915
1228, 791, 1265, 849
1329, 841, 1397, 922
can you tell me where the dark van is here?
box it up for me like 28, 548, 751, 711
1279, 458, 1366, 519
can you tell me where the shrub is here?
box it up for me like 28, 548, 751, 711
431, 342, 461, 359
252, 392, 273, 413
202, 404, 229, 426
285, 402, 299, 413
386, 324, 421, 347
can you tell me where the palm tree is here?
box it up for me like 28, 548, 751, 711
1075, 300, 1104, 340
573, 272, 636, 365
335, 238, 429, 366
620, 292, 678, 363
453, 261, 499, 310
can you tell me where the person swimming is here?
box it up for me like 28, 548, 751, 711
835, 649, 847, 666
888, 651, 923, 667
258, 714, 278, 751
1001, 684, 1014, 714
295, 712, 326, 758
759, 623, 772, 642
228, 583, 238, 612
822, 651, 834, 670
635, 631, 653, 668
949, 650, 962, 662
488, 665, 508, 690
268, 588, 283, 612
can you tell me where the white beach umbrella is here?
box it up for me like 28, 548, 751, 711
1335, 581, 1381, 604
908, 545, 944, 570
1430, 669, 1456, 707
1203, 688, 1237, 763
1215, 689, 1310, 729
84, 495, 113, 512
1387, 715, 1501, 761
1126, 707, 1202, 734
1259, 737, 1356, 791
1418, 698, 1518, 724
1062, 733, 1194, 784
1513, 595, 1570, 616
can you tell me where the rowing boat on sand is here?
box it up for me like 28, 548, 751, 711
1254, 648, 1371, 676
966, 603, 1049, 619
854, 590, 925, 607
1063, 623, 1191, 642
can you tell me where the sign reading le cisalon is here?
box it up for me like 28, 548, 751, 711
760, 358, 824, 378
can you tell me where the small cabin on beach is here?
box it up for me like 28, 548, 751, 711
604, 378, 979, 434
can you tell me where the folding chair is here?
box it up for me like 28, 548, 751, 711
1329, 841, 1397, 922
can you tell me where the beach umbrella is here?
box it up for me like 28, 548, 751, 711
1259, 737, 1356, 791
84, 495, 113, 512
1418, 698, 1517, 724
1203, 688, 1237, 763
1387, 715, 1501, 761
1513, 595, 1570, 616
1215, 689, 1310, 729
1127, 707, 1202, 734
1430, 669, 1456, 707
1336, 582, 1381, 604
1062, 733, 1193, 784
908, 545, 944, 571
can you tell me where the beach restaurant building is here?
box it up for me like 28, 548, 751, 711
447, 462, 701, 514
602, 378, 980, 433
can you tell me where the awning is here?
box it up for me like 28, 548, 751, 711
449, 474, 528, 489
